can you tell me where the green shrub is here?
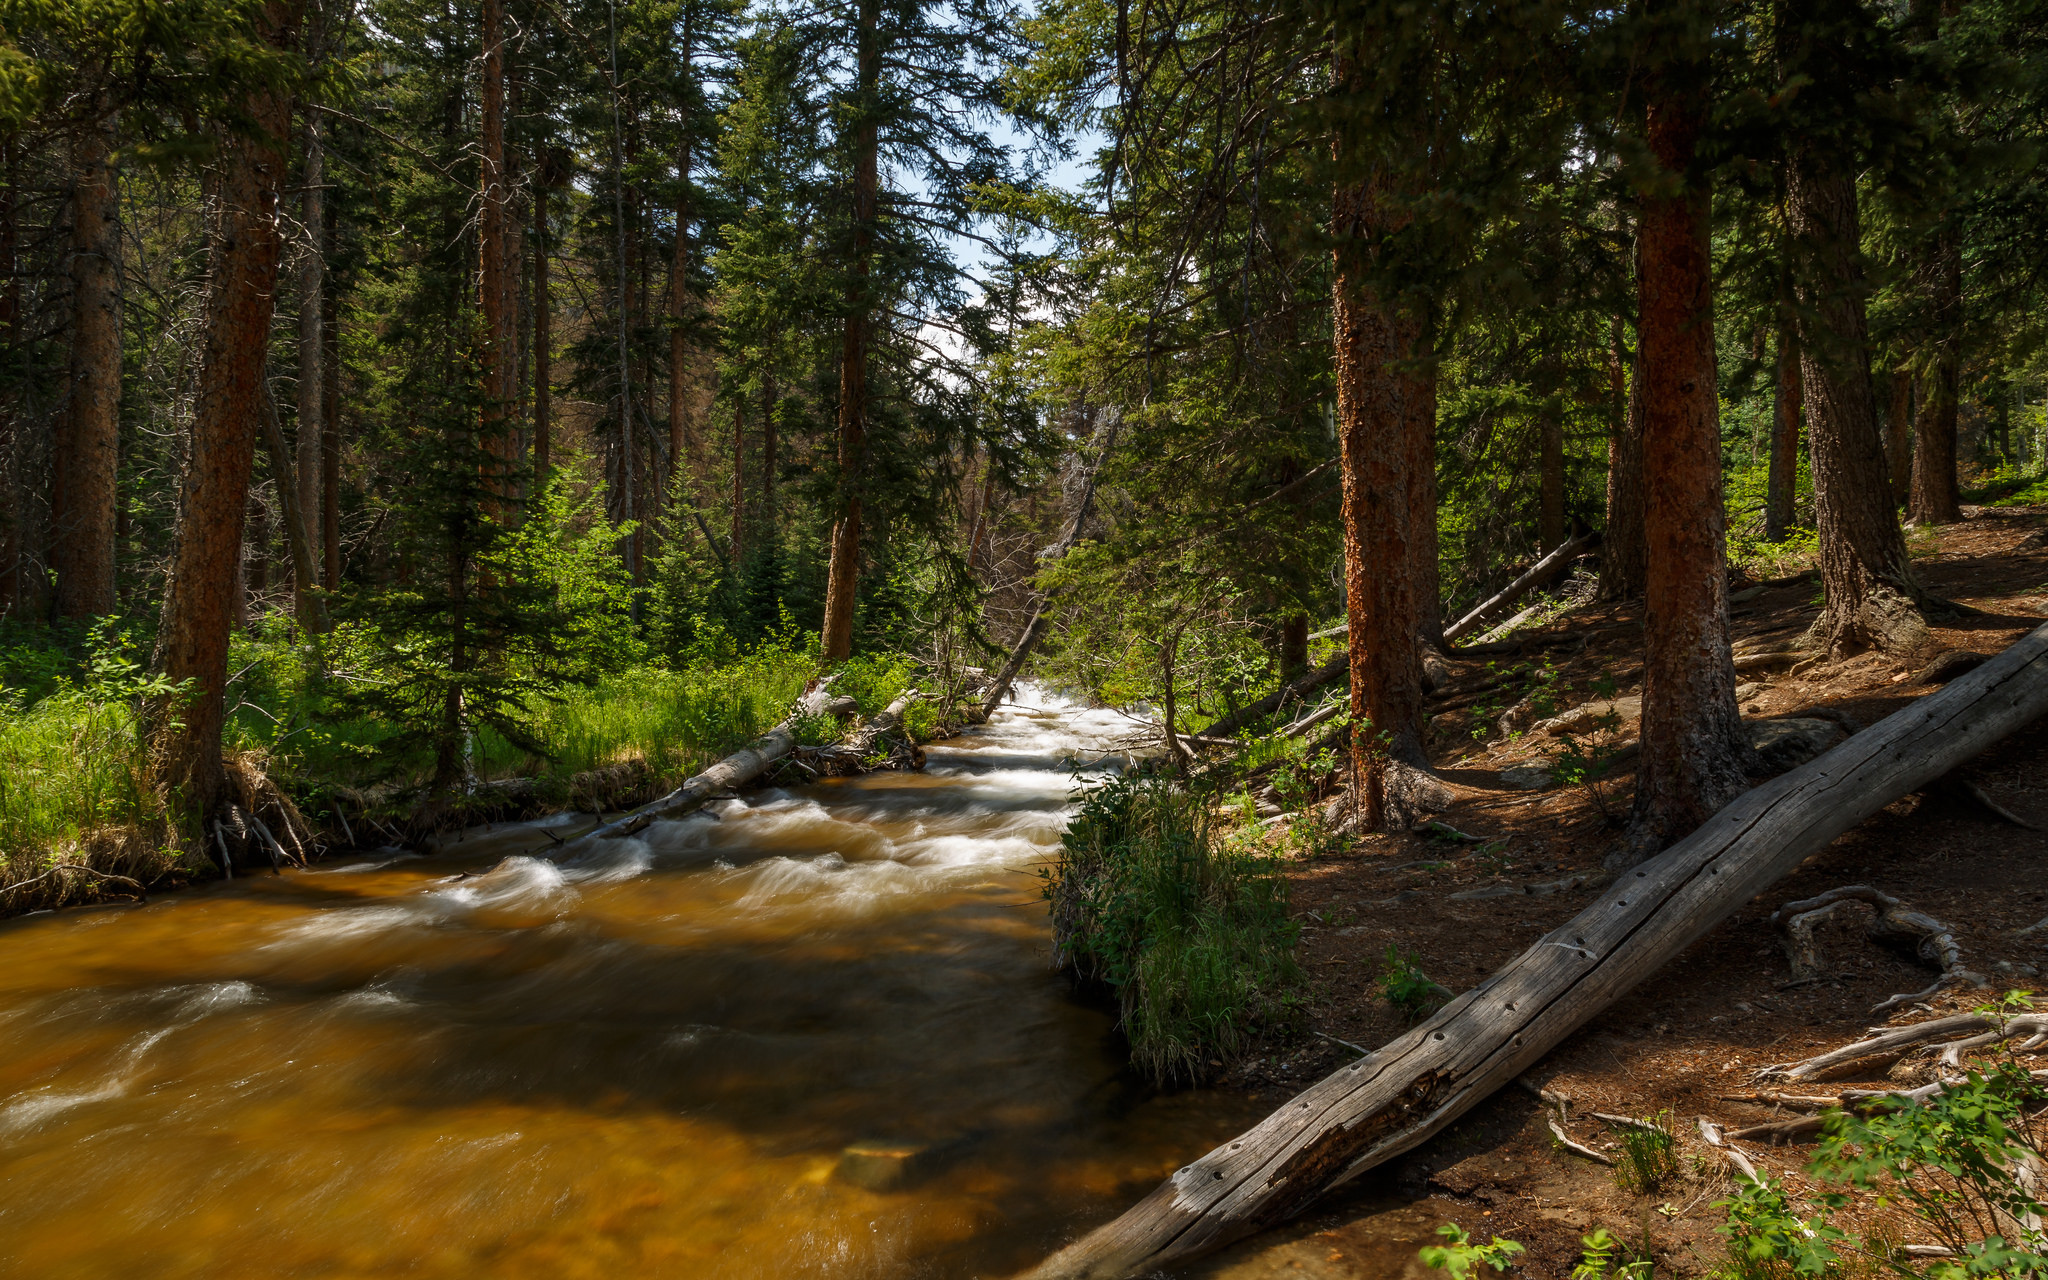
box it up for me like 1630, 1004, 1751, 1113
1421, 1222, 1525, 1277
1613, 1113, 1680, 1195
833, 651, 919, 716
1379, 946, 1452, 1021
1713, 1008, 2047, 1279
1042, 770, 1302, 1083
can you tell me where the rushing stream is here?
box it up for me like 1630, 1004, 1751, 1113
0, 690, 1293, 1279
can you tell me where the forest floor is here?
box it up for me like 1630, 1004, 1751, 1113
1197, 509, 2048, 1279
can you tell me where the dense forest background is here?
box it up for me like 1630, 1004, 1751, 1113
1, 0, 2045, 894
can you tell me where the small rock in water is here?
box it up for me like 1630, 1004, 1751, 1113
1500, 764, 1553, 791
835, 1141, 932, 1192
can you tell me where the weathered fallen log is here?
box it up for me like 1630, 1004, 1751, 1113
1016, 618, 2048, 1280
576, 682, 843, 842
1200, 652, 1350, 742
799, 688, 925, 776
1442, 533, 1595, 645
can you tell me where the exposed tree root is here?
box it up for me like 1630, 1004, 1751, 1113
1757, 1011, 2048, 1084
1771, 885, 1984, 1014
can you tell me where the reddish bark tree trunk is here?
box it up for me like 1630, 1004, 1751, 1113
1624, 75, 1750, 861
296, 107, 324, 588
479, 0, 514, 511
532, 180, 551, 490
0, 142, 17, 615
150, 0, 300, 824
1908, 234, 1963, 525
1600, 310, 1647, 600
731, 396, 746, 565
1332, 173, 1431, 831
1782, 0, 1929, 656
1765, 323, 1802, 541
820, 0, 880, 661
321, 256, 340, 590
54, 114, 120, 618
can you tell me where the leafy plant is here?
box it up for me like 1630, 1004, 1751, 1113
1614, 1112, 1681, 1195
1379, 946, 1452, 1021
1421, 1222, 1526, 1277
1573, 1228, 1656, 1279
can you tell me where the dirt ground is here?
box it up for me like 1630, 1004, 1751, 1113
1207, 509, 2048, 1278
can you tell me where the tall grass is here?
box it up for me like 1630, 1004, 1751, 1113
1044, 770, 1302, 1083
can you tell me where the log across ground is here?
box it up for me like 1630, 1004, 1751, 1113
1045, 511, 2048, 1278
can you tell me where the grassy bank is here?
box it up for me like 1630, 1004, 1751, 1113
1, 621, 927, 916
1043, 770, 1303, 1083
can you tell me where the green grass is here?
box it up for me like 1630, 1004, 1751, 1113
1611, 1112, 1680, 1195
1042, 770, 1303, 1084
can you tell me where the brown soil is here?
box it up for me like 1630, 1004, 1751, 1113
1209, 510, 2048, 1278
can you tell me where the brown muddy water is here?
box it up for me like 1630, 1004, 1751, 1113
0, 693, 1335, 1279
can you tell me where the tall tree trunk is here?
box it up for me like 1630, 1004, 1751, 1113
295, 106, 323, 589
1908, 234, 1963, 524
1539, 406, 1565, 551
1625, 72, 1750, 861
54, 112, 120, 618
1405, 340, 1442, 647
321, 250, 340, 590
731, 395, 745, 565
1765, 323, 1802, 541
0, 139, 21, 615
1332, 171, 1430, 831
149, 0, 300, 825
1278, 613, 1309, 684
532, 180, 551, 491
1782, 0, 1929, 656
1599, 317, 1647, 600
669, 28, 698, 506
1886, 367, 1912, 507
820, 0, 880, 662
479, 0, 513, 515
761, 371, 777, 536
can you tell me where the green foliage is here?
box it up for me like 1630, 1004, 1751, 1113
833, 651, 920, 717
1713, 1005, 2047, 1279
1573, 1228, 1655, 1280
1378, 946, 1452, 1022
1421, 1222, 1527, 1278
1042, 770, 1302, 1083
1613, 1113, 1681, 1196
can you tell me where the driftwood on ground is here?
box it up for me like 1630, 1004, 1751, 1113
576, 682, 845, 842
1015, 619, 2048, 1280
1442, 534, 1595, 645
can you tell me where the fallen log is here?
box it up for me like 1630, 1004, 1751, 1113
799, 688, 925, 776
1015, 618, 2048, 1280
575, 682, 843, 842
1200, 652, 1349, 741
1442, 533, 1595, 645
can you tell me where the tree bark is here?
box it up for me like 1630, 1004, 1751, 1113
479, 0, 514, 513
1015, 617, 2048, 1280
532, 178, 551, 490
1886, 367, 1912, 507
54, 112, 120, 618
730, 395, 745, 565
1625, 79, 1750, 860
1332, 169, 1430, 829
149, 0, 300, 825
259, 385, 329, 636
669, 26, 698, 505
1599, 333, 1647, 601
321, 249, 340, 590
1278, 613, 1309, 684
0, 139, 16, 616
1782, 0, 1929, 657
1406, 339, 1443, 647
761, 372, 777, 535
1765, 323, 1801, 541
1908, 234, 1963, 525
820, 0, 881, 662
295, 105, 324, 585
1539, 407, 1565, 551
